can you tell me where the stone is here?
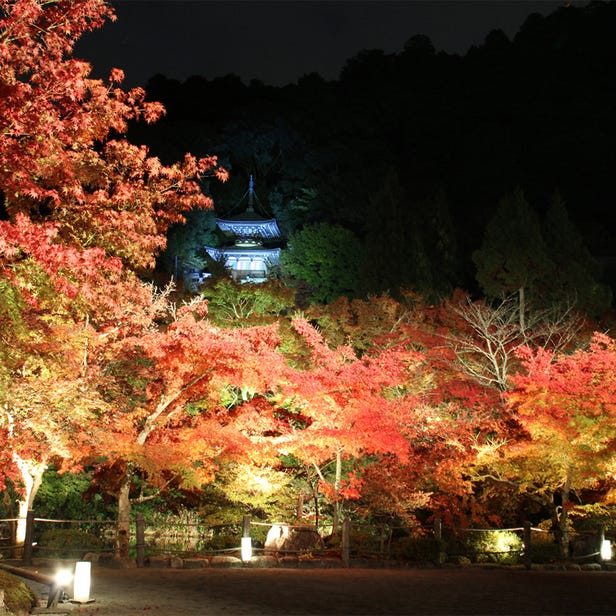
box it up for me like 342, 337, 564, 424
446, 555, 471, 566
106, 557, 137, 569
169, 557, 184, 569
148, 556, 170, 568
298, 557, 340, 569
81, 552, 101, 563
183, 558, 207, 569
210, 555, 242, 568
264, 524, 322, 553
247, 555, 278, 568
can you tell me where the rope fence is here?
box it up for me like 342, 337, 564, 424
2, 512, 612, 569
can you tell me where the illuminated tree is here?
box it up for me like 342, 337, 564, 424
88, 297, 292, 555
472, 333, 616, 557
281, 222, 362, 304
443, 292, 583, 391
0, 0, 226, 546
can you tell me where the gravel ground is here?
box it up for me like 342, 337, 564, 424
15, 562, 616, 616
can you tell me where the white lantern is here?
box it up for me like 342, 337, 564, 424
73, 561, 91, 603
241, 536, 252, 562
601, 539, 612, 561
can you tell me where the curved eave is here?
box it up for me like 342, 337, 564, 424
205, 246, 281, 264
216, 218, 281, 239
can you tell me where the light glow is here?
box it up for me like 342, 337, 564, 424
241, 536, 252, 562
54, 568, 73, 588
601, 539, 612, 561
73, 561, 91, 602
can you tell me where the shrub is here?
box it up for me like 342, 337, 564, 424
0, 571, 37, 615
38, 528, 103, 558
459, 530, 523, 565
393, 536, 446, 562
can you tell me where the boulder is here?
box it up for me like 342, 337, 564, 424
183, 558, 207, 569
247, 555, 278, 568
210, 555, 242, 568
265, 524, 322, 553
169, 557, 184, 569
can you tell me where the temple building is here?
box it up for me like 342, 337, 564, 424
205, 176, 282, 283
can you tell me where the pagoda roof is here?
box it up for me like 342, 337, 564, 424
217, 209, 276, 224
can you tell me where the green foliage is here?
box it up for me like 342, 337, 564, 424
0, 570, 37, 614
201, 278, 295, 325
213, 464, 299, 522
393, 535, 445, 562
528, 532, 561, 564
359, 173, 458, 299
281, 222, 363, 304
38, 528, 104, 557
473, 187, 552, 300
542, 191, 612, 315
34, 467, 116, 521
144, 507, 231, 556
569, 503, 616, 532
458, 530, 523, 564
270, 186, 317, 237
159, 208, 219, 275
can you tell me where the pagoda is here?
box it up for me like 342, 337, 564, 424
205, 176, 282, 283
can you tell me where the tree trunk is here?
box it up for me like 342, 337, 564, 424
296, 492, 304, 520
12, 455, 46, 553
332, 449, 342, 535
553, 481, 570, 560
115, 469, 132, 558
2, 489, 15, 550
518, 286, 526, 332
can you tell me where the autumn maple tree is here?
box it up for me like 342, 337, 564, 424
0, 0, 227, 547
471, 333, 616, 557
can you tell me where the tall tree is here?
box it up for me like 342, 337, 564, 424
472, 333, 616, 557
89, 297, 291, 556
281, 222, 362, 304
542, 190, 612, 316
0, 0, 226, 545
473, 188, 552, 328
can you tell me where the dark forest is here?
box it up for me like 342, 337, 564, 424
131, 1, 616, 314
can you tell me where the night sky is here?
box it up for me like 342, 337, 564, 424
76, 1, 578, 88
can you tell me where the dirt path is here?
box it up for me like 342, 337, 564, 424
21, 565, 616, 616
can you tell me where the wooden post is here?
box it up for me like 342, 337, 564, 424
433, 518, 444, 566
523, 521, 532, 570
434, 517, 442, 541
22, 510, 35, 565
342, 518, 350, 568
136, 513, 146, 568
379, 525, 387, 559
242, 515, 251, 538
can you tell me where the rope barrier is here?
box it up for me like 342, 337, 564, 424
33, 517, 117, 524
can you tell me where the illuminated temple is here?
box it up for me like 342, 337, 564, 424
205, 176, 282, 283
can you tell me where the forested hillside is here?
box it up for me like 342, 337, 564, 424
132, 1, 616, 309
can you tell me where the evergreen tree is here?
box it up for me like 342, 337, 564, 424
473, 187, 553, 327
281, 223, 362, 304
542, 190, 612, 315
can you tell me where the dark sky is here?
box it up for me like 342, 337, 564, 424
75, 1, 577, 88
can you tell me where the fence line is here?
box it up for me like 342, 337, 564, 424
4, 511, 612, 570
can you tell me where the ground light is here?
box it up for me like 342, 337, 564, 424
72, 561, 93, 604
52, 567, 73, 605
601, 539, 612, 561
241, 537, 252, 562
54, 567, 72, 589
